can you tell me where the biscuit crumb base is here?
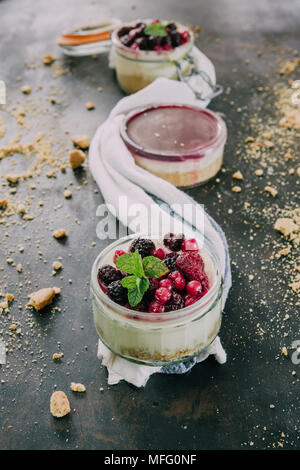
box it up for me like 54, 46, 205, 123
70, 382, 86, 392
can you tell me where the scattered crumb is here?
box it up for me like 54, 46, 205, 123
232, 170, 243, 180
264, 186, 278, 197
50, 391, 71, 418
53, 352, 64, 360
21, 85, 31, 94
85, 101, 95, 110
274, 218, 299, 237
232, 186, 242, 193
53, 229, 67, 239
69, 149, 86, 169
28, 287, 60, 311
64, 190, 72, 199
52, 261, 63, 271
72, 134, 90, 150
70, 382, 86, 392
43, 54, 56, 65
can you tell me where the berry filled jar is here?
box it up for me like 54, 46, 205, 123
90, 234, 223, 366
111, 20, 194, 94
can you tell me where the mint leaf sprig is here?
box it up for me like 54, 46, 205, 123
116, 250, 168, 307
144, 23, 167, 37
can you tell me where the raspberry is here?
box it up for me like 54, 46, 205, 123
159, 278, 173, 291
155, 287, 172, 304
165, 292, 184, 312
168, 270, 181, 281
173, 274, 186, 291
182, 238, 199, 252
129, 238, 155, 258
184, 267, 209, 289
148, 301, 165, 313
107, 280, 127, 304
163, 233, 185, 251
176, 252, 204, 272
164, 252, 178, 271
186, 280, 202, 296
97, 264, 122, 286
184, 294, 200, 307
151, 248, 165, 260
113, 250, 126, 264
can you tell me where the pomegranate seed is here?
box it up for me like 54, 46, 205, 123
151, 248, 165, 260
155, 287, 172, 304
159, 278, 173, 291
174, 275, 186, 291
186, 280, 202, 296
148, 301, 165, 313
113, 250, 126, 264
182, 238, 199, 252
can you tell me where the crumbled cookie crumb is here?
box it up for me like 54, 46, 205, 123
21, 85, 31, 94
53, 352, 64, 360
64, 190, 72, 199
255, 169, 264, 176
85, 101, 95, 110
70, 382, 86, 392
274, 218, 299, 237
50, 391, 70, 418
69, 149, 86, 169
43, 54, 56, 65
52, 261, 63, 271
28, 287, 60, 311
53, 229, 67, 239
264, 186, 278, 197
72, 134, 90, 150
281, 346, 288, 356
232, 185, 242, 193
232, 170, 243, 180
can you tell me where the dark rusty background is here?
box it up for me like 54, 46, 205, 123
0, 0, 299, 450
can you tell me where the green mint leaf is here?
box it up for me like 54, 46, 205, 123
116, 250, 144, 277
128, 288, 144, 307
144, 23, 167, 37
142, 256, 169, 278
121, 275, 138, 289
138, 277, 150, 296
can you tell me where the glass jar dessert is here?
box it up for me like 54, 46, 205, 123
121, 103, 227, 188
90, 233, 223, 366
111, 20, 194, 94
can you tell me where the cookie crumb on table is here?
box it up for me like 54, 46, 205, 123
50, 391, 70, 418
53, 228, 67, 239
69, 149, 86, 169
72, 134, 90, 150
70, 382, 86, 392
28, 287, 60, 311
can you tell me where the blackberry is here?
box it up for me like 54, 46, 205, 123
118, 26, 131, 38
129, 238, 155, 258
164, 252, 178, 271
163, 233, 185, 251
165, 292, 184, 312
107, 280, 127, 304
171, 31, 182, 47
144, 278, 159, 301
97, 264, 122, 286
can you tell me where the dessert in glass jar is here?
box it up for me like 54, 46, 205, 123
121, 103, 227, 188
111, 19, 194, 94
90, 233, 223, 366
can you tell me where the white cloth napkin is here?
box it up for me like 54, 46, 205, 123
89, 76, 231, 387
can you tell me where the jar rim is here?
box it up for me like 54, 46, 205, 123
120, 104, 227, 162
111, 21, 194, 62
90, 233, 223, 322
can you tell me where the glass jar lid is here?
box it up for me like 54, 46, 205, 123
121, 104, 227, 161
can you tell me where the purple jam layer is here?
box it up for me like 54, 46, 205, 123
123, 105, 220, 161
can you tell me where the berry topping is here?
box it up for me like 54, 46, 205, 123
164, 252, 179, 271
155, 287, 172, 304
118, 21, 189, 52
163, 232, 185, 251
159, 278, 173, 291
184, 294, 200, 307
129, 237, 155, 258
165, 292, 185, 311
107, 280, 127, 304
184, 267, 209, 288
182, 238, 199, 252
113, 250, 127, 264
186, 280, 202, 296
97, 264, 122, 286
176, 251, 204, 273
148, 301, 165, 313
151, 248, 165, 260
173, 274, 186, 291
